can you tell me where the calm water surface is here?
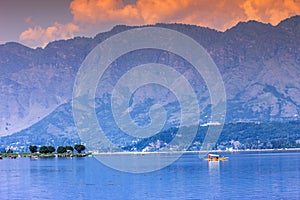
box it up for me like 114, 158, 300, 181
0, 152, 299, 200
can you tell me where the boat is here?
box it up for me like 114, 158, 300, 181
204, 153, 228, 161
30, 155, 38, 159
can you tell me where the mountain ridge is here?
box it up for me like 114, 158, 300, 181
0, 16, 300, 145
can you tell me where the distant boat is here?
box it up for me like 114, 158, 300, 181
30, 155, 38, 159
0, 155, 2, 159
204, 153, 228, 161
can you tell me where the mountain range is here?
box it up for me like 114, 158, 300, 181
1, 16, 300, 150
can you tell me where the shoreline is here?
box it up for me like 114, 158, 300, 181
0, 152, 91, 159
1, 148, 299, 159
91, 148, 300, 156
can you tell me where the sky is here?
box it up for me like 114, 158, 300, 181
1, 0, 300, 48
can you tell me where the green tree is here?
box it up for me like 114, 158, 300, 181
57, 146, 67, 154
29, 145, 38, 153
74, 144, 86, 154
6, 149, 13, 154
39, 146, 49, 154
47, 146, 56, 154
66, 146, 74, 153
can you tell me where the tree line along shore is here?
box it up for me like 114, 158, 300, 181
0, 144, 90, 159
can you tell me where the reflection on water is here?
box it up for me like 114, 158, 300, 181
207, 161, 221, 199
0, 152, 299, 199
94, 153, 182, 173
208, 160, 220, 173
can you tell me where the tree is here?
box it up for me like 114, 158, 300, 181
39, 146, 49, 154
29, 145, 38, 153
47, 146, 56, 154
6, 149, 13, 154
74, 144, 86, 153
66, 146, 74, 153
57, 146, 67, 154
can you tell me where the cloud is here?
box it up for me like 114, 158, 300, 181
19, 0, 300, 48
136, 0, 246, 30
241, 0, 300, 25
70, 0, 143, 25
19, 22, 79, 48
70, 0, 300, 32
70, 0, 246, 31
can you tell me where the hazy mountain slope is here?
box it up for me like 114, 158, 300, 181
0, 16, 300, 140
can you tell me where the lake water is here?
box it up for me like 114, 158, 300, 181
0, 152, 299, 200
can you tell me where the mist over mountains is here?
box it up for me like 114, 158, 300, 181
1, 16, 300, 149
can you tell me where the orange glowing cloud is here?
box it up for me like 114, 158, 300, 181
241, 0, 300, 25
70, 0, 300, 31
19, 0, 300, 48
134, 0, 246, 30
70, 0, 143, 25
70, 0, 245, 31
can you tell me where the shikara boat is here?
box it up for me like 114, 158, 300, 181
204, 153, 228, 161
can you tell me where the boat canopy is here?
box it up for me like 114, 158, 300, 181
208, 154, 220, 157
